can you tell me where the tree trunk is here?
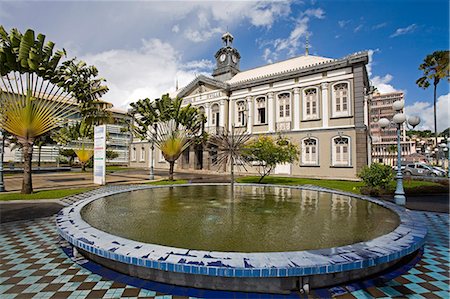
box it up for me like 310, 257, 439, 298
169, 161, 174, 181
21, 141, 33, 194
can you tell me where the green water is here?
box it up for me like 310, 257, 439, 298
81, 185, 399, 252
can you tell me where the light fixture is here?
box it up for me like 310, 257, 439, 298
378, 118, 390, 128
407, 116, 421, 128
392, 100, 404, 111
393, 113, 406, 124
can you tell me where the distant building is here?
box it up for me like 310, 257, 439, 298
2, 104, 132, 165
369, 92, 416, 165
131, 32, 372, 180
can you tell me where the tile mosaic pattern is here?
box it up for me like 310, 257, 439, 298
56, 184, 428, 279
0, 210, 448, 298
0, 212, 450, 299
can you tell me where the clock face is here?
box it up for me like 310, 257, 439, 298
220, 54, 227, 62
232, 55, 238, 63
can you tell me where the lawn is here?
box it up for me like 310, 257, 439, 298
236, 176, 447, 195
0, 188, 94, 201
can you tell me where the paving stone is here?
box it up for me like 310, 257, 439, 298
0, 206, 448, 298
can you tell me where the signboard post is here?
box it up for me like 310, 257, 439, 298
94, 125, 106, 185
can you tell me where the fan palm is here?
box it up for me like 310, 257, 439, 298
0, 26, 108, 193
0, 27, 74, 193
130, 94, 206, 180
151, 120, 191, 181
416, 50, 449, 148
74, 143, 94, 172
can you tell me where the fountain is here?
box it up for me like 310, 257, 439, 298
57, 184, 427, 294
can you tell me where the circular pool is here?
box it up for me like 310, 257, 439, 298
81, 185, 399, 252
57, 184, 427, 294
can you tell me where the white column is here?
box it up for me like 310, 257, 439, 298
268, 92, 275, 132
321, 82, 329, 128
219, 99, 226, 128
246, 96, 253, 134
228, 100, 234, 131
205, 103, 210, 128
293, 87, 300, 130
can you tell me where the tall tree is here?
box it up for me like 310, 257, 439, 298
416, 50, 449, 147
0, 27, 108, 193
0, 27, 71, 193
130, 94, 205, 180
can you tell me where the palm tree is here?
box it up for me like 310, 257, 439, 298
74, 143, 94, 172
416, 50, 450, 147
0, 27, 108, 193
130, 94, 205, 180
208, 126, 251, 189
0, 27, 73, 193
152, 120, 191, 181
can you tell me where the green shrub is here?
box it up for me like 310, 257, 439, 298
358, 163, 394, 189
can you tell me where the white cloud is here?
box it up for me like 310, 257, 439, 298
405, 93, 450, 132
371, 74, 401, 94
390, 24, 417, 38
354, 24, 363, 32
81, 39, 213, 109
372, 22, 387, 30
184, 27, 223, 43
338, 20, 350, 28
171, 25, 180, 33
261, 7, 325, 62
366, 48, 380, 78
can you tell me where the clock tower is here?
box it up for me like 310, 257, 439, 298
212, 32, 240, 82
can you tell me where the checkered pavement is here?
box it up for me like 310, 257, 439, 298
0, 211, 448, 298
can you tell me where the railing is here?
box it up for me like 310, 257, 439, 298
205, 126, 226, 135
276, 121, 291, 132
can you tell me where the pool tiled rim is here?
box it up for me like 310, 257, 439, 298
56, 183, 427, 280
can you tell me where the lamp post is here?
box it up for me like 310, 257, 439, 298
378, 100, 420, 206
149, 123, 157, 181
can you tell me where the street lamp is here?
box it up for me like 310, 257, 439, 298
378, 100, 420, 206
148, 123, 157, 180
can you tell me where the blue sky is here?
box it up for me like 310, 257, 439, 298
1, 0, 448, 130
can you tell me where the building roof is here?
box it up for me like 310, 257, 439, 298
226, 54, 334, 84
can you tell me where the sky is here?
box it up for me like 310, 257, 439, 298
1, 0, 449, 131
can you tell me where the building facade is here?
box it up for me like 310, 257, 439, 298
369, 92, 416, 166
131, 33, 372, 180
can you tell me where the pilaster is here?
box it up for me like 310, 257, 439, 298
293, 88, 300, 130
321, 82, 329, 128
267, 92, 275, 132
219, 100, 226, 128
246, 96, 253, 134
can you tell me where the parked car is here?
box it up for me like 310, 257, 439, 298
402, 163, 445, 177
431, 166, 447, 177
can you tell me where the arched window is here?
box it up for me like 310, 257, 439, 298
255, 97, 266, 124
236, 101, 247, 127
303, 87, 319, 120
332, 136, 351, 166
211, 104, 220, 127
198, 106, 205, 115
332, 82, 351, 117
277, 92, 290, 120
301, 138, 318, 165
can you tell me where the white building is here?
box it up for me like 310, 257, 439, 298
131, 33, 372, 180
